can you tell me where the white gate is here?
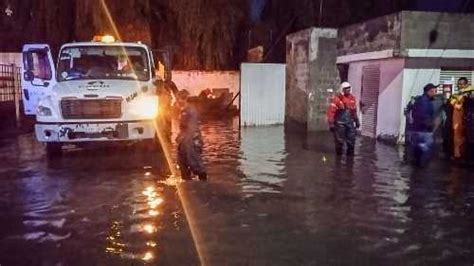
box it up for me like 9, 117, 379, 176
240, 63, 286, 127
360, 65, 381, 138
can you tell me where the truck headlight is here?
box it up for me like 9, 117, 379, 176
131, 96, 159, 119
37, 105, 52, 116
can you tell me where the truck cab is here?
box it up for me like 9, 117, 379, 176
21, 37, 170, 156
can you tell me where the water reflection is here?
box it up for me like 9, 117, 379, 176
197, 118, 474, 264
239, 126, 286, 194
1, 117, 474, 264
104, 183, 165, 263
142, 251, 154, 261
105, 221, 125, 255
0, 135, 195, 264
197, 118, 287, 195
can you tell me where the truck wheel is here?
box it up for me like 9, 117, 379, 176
46, 143, 62, 158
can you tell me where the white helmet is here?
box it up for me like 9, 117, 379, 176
340, 82, 352, 91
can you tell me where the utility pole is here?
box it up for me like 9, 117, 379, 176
318, 0, 324, 26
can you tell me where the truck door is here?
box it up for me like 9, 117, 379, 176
21, 44, 56, 115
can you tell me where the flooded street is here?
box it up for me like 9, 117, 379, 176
1, 118, 474, 265
0, 133, 198, 265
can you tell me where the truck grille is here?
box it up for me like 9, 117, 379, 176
61, 99, 122, 119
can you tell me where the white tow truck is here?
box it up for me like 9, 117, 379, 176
21, 36, 170, 156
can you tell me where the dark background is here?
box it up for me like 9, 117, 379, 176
0, 0, 473, 70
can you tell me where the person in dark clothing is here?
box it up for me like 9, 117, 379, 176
404, 96, 418, 146
461, 78, 474, 162
404, 96, 420, 161
326, 82, 360, 156
410, 83, 437, 167
176, 90, 207, 181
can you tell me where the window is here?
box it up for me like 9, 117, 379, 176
57, 46, 150, 82
24, 50, 52, 80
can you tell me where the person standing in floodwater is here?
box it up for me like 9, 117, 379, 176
176, 90, 207, 181
326, 82, 361, 156
410, 83, 437, 167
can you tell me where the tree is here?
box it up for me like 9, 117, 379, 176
75, 0, 152, 45
0, 0, 74, 52
165, 0, 249, 70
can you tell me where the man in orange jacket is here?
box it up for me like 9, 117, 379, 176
326, 82, 360, 156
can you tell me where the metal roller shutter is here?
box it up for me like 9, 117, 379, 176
361, 65, 381, 138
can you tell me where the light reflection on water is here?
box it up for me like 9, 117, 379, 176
0, 143, 182, 265
104, 183, 164, 262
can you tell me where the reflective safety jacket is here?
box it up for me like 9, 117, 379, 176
326, 93, 359, 126
449, 94, 466, 158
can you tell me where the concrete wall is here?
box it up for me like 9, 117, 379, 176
405, 57, 474, 69
336, 11, 474, 142
400, 11, 474, 52
0, 53, 21, 66
286, 27, 339, 131
338, 13, 401, 57
376, 59, 405, 139
347, 63, 364, 102
348, 60, 474, 142
286, 28, 311, 126
338, 11, 474, 57
307, 37, 340, 131
399, 68, 441, 141
171, 70, 240, 99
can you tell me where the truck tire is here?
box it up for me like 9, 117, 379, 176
46, 143, 62, 158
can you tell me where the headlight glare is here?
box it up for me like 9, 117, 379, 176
131, 96, 159, 119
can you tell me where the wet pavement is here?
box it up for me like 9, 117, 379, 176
1, 118, 474, 265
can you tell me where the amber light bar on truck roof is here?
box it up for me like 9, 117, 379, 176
92, 35, 116, 43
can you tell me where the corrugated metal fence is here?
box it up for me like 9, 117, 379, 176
240, 63, 286, 127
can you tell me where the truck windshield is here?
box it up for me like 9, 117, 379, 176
57, 46, 150, 82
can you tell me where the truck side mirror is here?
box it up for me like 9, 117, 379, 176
24, 71, 34, 82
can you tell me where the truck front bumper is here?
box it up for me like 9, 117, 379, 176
35, 120, 156, 142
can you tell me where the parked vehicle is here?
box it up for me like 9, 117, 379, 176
21, 35, 171, 156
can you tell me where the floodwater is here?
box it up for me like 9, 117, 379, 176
1, 118, 474, 265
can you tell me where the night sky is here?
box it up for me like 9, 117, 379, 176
250, 0, 266, 22
415, 0, 469, 11
250, 0, 472, 23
